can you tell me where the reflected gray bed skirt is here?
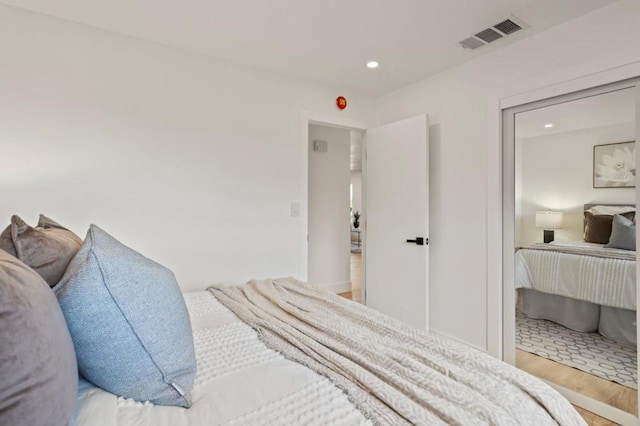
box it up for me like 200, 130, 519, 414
518, 288, 636, 347
600, 306, 637, 348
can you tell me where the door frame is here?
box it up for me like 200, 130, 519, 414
299, 110, 368, 291
487, 56, 640, 424
487, 57, 640, 357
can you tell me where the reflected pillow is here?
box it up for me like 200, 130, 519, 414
605, 214, 636, 251
0, 215, 82, 287
0, 250, 78, 426
584, 211, 635, 244
54, 225, 196, 407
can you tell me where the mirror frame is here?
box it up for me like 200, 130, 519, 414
501, 79, 640, 425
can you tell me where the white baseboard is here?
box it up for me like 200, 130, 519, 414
320, 281, 352, 294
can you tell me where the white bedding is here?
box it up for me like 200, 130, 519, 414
548, 240, 605, 249
76, 291, 369, 426
515, 242, 636, 310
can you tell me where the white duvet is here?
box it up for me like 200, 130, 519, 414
76, 291, 370, 426
515, 241, 636, 310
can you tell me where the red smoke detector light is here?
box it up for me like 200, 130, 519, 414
336, 96, 347, 110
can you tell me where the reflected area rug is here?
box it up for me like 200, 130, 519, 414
516, 310, 637, 389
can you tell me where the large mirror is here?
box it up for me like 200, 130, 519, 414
511, 87, 637, 417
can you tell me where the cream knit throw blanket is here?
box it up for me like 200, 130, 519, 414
208, 278, 584, 426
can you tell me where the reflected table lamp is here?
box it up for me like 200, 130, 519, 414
535, 211, 563, 243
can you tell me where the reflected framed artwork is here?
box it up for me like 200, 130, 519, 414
593, 141, 636, 188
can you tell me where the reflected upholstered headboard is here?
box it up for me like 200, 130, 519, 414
583, 203, 635, 211
583, 203, 635, 230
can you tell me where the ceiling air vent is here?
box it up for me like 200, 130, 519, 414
459, 37, 485, 50
475, 28, 503, 43
494, 18, 522, 35
459, 15, 528, 50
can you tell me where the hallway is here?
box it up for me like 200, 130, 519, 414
340, 252, 362, 303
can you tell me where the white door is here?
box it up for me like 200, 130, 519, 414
364, 114, 429, 330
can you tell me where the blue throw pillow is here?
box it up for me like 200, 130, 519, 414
54, 225, 196, 407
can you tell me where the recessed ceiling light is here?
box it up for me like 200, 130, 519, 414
366, 61, 379, 69
544, 123, 554, 128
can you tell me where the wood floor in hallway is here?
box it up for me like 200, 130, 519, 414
339, 251, 362, 303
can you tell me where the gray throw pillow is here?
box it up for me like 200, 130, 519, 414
584, 211, 635, 244
0, 250, 78, 426
54, 225, 196, 407
0, 215, 83, 287
605, 214, 636, 251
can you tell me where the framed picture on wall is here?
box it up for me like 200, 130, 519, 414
593, 141, 636, 188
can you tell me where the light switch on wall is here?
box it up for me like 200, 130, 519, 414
290, 202, 300, 217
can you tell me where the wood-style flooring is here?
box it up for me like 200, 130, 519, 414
338, 253, 621, 424
517, 348, 637, 422
339, 252, 362, 303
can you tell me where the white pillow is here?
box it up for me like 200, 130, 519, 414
588, 205, 635, 215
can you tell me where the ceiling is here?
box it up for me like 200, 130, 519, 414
1, 0, 617, 95
516, 88, 635, 139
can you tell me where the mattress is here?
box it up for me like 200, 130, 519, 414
76, 291, 370, 426
515, 242, 636, 310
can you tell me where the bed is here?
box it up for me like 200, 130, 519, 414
1, 216, 585, 426
75, 282, 584, 425
515, 204, 637, 346
76, 289, 371, 426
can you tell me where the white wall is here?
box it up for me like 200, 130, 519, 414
374, 0, 640, 350
0, 5, 374, 291
3, 0, 640, 351
308, 125, 351, 287
517, 123, 635, 246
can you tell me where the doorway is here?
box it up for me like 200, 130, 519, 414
350, 131, 364, 303
502, 80, 640, 424
307, 123, 365, 302
300, 111, 430, 329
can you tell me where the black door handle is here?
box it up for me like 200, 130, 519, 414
406, 237, 428, 246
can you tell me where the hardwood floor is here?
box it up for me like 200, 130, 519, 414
339, 251, 363, 303
517, 349, 636, 423
350, 251, 362, 303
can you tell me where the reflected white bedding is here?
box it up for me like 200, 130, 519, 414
548, 240, 606, 249
76, 291, 369, 426
515, 242, 636, 310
